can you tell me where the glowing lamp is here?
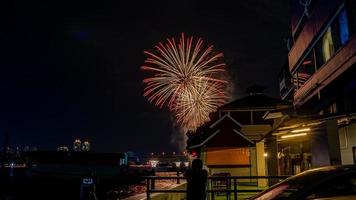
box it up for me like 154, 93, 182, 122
174, 161, 181, 168
184, 162, 190, 167
149, 160, 159, 168
281, 132, 307, 139
291, 128, 310, 133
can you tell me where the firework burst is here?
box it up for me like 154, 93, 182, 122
141, 33, 229, 131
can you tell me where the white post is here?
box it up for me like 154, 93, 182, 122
256, 141, 267, 187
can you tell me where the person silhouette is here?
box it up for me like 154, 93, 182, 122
185, 159, 208, 200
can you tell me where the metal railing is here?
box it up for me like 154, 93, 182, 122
145, 175, 289, 200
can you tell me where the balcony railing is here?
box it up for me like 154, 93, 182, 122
145, 175, 289, 200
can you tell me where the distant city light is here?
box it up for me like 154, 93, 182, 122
73, 139, 82, 151
71, 139, 91, 151
57, 146, 69, 151
81, 141, 91, 151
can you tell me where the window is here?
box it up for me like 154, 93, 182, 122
316, 8, 351, 69
338, 9, 350, 45
293, 8, 352, 90
320, 27, 335, 63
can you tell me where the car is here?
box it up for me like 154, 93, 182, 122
249, 165, 356, 200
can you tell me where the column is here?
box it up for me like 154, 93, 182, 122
256, 141, 267, 187
265, 134, 279, 186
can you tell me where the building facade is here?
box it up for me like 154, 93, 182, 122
187, 86, 291, 186
274, 0, 356, 174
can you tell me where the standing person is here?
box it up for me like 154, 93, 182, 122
185, 159, 208, 200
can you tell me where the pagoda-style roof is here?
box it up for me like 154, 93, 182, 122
187, 114, 254, 149
186, 86, 293, 150
220, 93, 291, 111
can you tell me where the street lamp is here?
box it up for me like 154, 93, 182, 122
174, 161, 182, 184
174, 161, 181, 168
149, 160, 159, 168
184, 162, 189, 168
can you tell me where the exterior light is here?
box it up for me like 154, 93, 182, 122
184, 162, 189, 167
291, 128, 310, 133
281, 132, 307, 139
149, 160, 159, 168
174, 161, 181, 168
264, 153, 268, 157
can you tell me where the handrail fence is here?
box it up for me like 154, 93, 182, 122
145, 175, 289, 200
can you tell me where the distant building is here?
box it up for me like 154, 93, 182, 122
73, 139, 82, 151
81, 141, 91, 152
23, 146, 38, 152
23, 151, 129, 176
57, 146, 69, 152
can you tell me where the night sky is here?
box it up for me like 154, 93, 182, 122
1, 0, 290, 153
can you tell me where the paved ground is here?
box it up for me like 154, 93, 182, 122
208, 185, 267, 200
123, 172, 186, 200
124, 184, 266, 200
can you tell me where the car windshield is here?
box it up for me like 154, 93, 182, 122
252, 166, 342, 200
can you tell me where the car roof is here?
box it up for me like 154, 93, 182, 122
251, 165, 356, 200
288, 165, 356, 180
285, 165, 356, 199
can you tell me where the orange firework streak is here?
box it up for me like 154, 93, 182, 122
141, 33, 229, 131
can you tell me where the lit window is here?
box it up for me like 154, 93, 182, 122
316, 8, 351, 69
338, 9, 350, 45
321, 27, 335, 63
